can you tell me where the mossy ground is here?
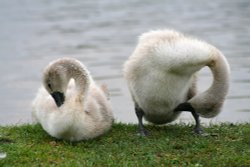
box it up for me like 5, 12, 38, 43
0, 123, 250, 166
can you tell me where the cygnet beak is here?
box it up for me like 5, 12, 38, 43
51, 91, 65, 107
174, 102, 195, 112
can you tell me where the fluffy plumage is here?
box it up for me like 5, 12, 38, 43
32, 58, 113, 141
123, 29, 230, 134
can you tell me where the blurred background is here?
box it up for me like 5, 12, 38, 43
0, 0, 250, 125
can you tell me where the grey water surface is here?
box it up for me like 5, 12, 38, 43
0, 0, 250, 125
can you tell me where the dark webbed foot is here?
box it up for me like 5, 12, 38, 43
135, 104, 149, 137
193, 126, 203, 134
174, 102, 208, 136
137, 128, 149, 137
193, 129, 210, 137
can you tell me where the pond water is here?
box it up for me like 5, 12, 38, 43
1, 0, 250, 125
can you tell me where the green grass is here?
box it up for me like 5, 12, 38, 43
0, 123, 250, 167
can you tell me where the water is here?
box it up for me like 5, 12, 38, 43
0, 0, 250, 125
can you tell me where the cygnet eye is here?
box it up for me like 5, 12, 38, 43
48, 83, 52, 90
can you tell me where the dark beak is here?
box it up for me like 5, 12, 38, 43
51, 91, 65, 107
174, 102, 195, 112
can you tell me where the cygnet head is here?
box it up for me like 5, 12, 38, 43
43, 62, 69, 107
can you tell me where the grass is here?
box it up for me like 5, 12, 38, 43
0, 123, 250, 167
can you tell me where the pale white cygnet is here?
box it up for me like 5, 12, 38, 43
32, 57, 113, 141
123, 29, 230, 135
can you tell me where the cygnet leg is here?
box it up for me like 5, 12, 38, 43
174, 102, 204, 134
135, 105, 149, 136
190, 109, 203, 134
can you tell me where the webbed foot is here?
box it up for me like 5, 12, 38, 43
137, 128, 149, 136
193, 126, 209, 136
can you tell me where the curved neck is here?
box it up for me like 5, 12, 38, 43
207, 51, 230, 101
45, 58, 91, 96
44, 58, 92, 107
61, 59, 91, 96
189, 51, 230, 117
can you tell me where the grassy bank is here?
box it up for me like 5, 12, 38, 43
0, 123, 250, 166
